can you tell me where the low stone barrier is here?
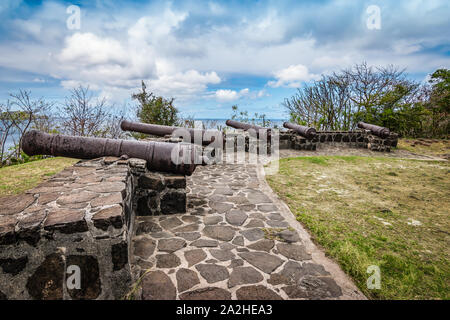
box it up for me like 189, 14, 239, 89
0, 157, 187, 300
281, 129, 398, 152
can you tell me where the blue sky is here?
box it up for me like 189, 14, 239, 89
0, 0, 449, 119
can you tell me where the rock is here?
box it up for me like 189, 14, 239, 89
203, 225, 236, 241
165, 175, 187, 189
282, 276, 342, 299
257, 204, 278, 212
156, 254, 181, 268
0, 194, 35, 215
185, 249, 207, 267
26, 253, 64, 300
179, 287, 231, 300
228, 267, 264, 288
229, 259, 244, 268
267, 214, 284, 221
56, 191, 98, 205
240, 228, 265, 242
247, 239, 275, 252
266, 220, 289, 228
44, 208, 87, 234
232, 236, 245, 246
92, 204, 123, 230
210, 249, 235, 261
142, 271, 176, 300
209, 202, 233, 213
66, 255, 101, 300
236, 285, 282, 300
275, 261, 330, 285
203, 216, 223, 225
181, 215, 199, 223
133, 238, 156, 259
175, 232, 201, 241
136, 220, 162, 235
176, 268, 200, 292
161, 191, 186, 214
276, 243, 311, 261
157, 238, 186, 253
0, 215, 17, 245
111, 242, 128, 271
38, 193, 59, 205
191, 239, 219, 248
0, 290, 6, 300
90, 193, 122, 208
159, 216, 183, 230
172, 223, 199, 233
86, 182, 125, 193
245, 219, 265, 228
225, 209, 248, 226
219, 242, 235, 250
0, 256, 28, 275
247, 191, 272, 204
195, 264, 229, 283
139, 173, 164, 191
277, 230, 300, 243
238, 252, 284, 274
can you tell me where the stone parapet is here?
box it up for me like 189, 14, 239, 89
0, 156, 187, 300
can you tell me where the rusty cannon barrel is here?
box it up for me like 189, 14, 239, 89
21, 130, 198, 175
283, 122, 317, 139
357, 122, 390, 139
120, 120, 221, 146
225, 119, 271, 137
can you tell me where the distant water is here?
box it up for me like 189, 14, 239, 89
192, 119, 286, 129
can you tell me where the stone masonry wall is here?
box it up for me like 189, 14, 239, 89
0, 157, 187, 300
281, 129, 398, 152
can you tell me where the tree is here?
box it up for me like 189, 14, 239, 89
283, 62, 423, 135
61, 85, 109, 137
132, 81, 179, 126
425, 68, 449, 137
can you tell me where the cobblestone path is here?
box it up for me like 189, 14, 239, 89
131, 161, 365, 300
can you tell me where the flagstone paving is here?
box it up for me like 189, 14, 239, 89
131, 160, 366, 300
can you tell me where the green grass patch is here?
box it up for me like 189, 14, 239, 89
0, 157, 78, 196
266, 156, 449, 300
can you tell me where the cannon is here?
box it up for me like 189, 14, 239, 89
225, 119, 271, 137
357, 122, 390, 139
283, 122, 317, 139
120, 120, 222, 146
21, 130, 198, 175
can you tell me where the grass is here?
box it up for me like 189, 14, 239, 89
266, 156, 449, 300
0, 157, 78, 196
397, 138, 449, 159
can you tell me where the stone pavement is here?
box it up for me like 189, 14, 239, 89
130, 160, 366, 300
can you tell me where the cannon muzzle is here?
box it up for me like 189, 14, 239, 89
22, 130, 198, 175
283, 122, 317, 139
120, 120, 221, 146
357, 122, 390, 138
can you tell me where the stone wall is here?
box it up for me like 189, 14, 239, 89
281, 129, 398, 152
0, 157, 187, 300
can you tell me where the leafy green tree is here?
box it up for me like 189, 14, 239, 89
132, 81, 179, 126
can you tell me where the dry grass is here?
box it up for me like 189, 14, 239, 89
0, 157, 78, 196
266, 156, 449, 300
397, 138, 450, 159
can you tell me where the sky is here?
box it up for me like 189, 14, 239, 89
0, 0, 449, 119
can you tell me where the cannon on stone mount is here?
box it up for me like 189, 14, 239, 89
21, 130, 198, 175
283, 122, 317, 139
225, 119, 271, 138
120, 120, 222, 146
357, 122, 390, 139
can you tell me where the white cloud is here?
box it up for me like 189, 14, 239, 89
268, 64, 320, 88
